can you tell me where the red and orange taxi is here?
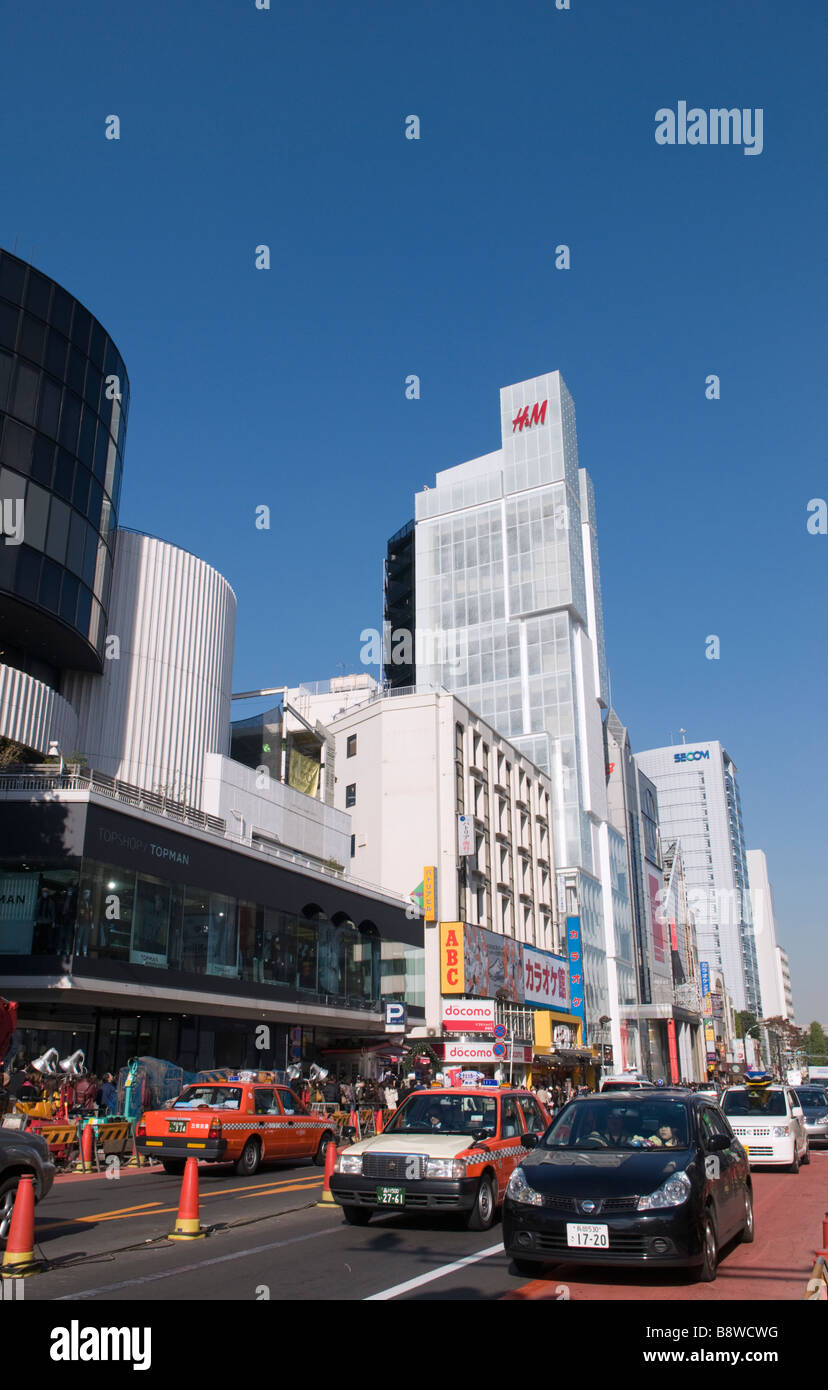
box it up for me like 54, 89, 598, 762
331, 1086, 548, 1229
135, 1074, 336, 1176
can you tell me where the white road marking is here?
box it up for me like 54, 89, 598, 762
54, 1223, 338, 1299
364, 1242, 504, 1300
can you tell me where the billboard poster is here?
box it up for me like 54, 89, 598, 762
649, 873, 666, 964
463, 923, 522, 1001
524, 947, 570, 1011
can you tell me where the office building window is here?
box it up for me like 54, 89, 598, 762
346, 734, 357, 758
350, 834, 355, 858
345, 783, 356, 808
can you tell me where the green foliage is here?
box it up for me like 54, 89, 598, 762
805, 1021, 828, 1063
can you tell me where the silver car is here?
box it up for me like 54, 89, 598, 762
792, 1086, 828, 1146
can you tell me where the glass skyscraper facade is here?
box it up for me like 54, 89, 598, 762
396, 370, 642, 1048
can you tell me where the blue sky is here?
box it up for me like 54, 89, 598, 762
2, 0, 825, 1022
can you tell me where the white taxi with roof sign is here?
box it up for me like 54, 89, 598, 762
720, 1084, 809, 1171
330, 1086, 549, 1230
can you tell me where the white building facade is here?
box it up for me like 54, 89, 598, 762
635, 741, 762, 1017
400, 370, 638, 1061
747, 848, 792, 1023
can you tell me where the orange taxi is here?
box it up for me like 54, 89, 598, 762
135, 1075, 337, 1176
331, 1086, 549, 1229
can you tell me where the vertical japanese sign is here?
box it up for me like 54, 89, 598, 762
423, 866, 436, 922
566, 915, 586, 1038
699, 961, 710, 997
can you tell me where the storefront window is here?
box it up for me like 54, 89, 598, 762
180, 889, 209, 975
131, 874, 171, 967
296, 917, 317, 992
0, 866, 79, 955
207, 892, 238, 978
80, 860, 133, 961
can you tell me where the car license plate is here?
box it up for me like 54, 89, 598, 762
566, 1223, 609, 1248
168, 1120, 187, 1133
376, 1185, 406, 1206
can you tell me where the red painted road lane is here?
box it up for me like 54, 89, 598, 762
503, 1157, 828, 1300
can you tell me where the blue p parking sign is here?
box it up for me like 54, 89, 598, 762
385, 1002, 407, 1032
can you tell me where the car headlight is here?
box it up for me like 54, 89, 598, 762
424, 1159, 465, 1180
506, 1166, 543, 1206
334, 1153, 363, 1175
772, 1126, 791, 1138
637, 1172, 691, 1210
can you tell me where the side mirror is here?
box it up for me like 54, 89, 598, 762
792, 1107, 804, 1119
708, 1133, 731, 1152
521, 1132, 539, 1149
343, 1126, 357, 1142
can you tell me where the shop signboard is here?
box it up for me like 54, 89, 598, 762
441, 998, 496, 1033
441, 1041, 533, 1066
700, 961, 710, 997
524, 946, 570, 1011
423, 866, 436, 922
566, 916, 587, 1035
457, 815, 474, 856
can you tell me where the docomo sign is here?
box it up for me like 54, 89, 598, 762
441, 999, 496, 1033
441, 1041, 533, 1065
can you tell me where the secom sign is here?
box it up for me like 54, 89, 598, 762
674, 750, 710, 763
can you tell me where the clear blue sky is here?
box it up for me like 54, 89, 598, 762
3, 0, 825, 1023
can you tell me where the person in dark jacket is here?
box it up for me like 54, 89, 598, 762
97, 1073, 118, 1114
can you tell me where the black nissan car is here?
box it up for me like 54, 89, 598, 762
503, 1090, 752, 1282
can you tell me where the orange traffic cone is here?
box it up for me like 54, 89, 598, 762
74, 1121, 94, 1173
1, 1176, 41, 1278
317, 1140, 339, 1206
168, 1157, 205, 1240
348, 1108, 359, 1140
375, 1110, 384, 1134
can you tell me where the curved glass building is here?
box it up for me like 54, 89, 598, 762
0, 249, 129, 678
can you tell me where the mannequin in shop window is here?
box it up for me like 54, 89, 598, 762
75, 890, 93, 956
57, 885, 77, 954
34, 888, 56, 953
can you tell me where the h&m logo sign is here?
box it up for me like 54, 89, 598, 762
512, 400, 547, 433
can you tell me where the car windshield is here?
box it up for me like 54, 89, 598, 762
722, 1089, 787, 1117
172, 1087, 242, 1110
383, 1093, 498, 1135
795, 1089, 828, 1107
541, 1100, 690, 1150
